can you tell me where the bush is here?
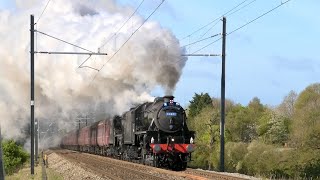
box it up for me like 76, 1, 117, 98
2, 140, 29, 175
225, 142, 248, 173
188, 146, 209, 169
302, 158, 320, 179
241, 141, 292, 178
291, 149, 320, 179
188, 142, 220, 170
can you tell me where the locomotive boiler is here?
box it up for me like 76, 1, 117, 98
61, 96, 195, 170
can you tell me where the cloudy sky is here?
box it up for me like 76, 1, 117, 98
0, 0, 187, 140
119, 0, 320, 106
1, 0, 319, 109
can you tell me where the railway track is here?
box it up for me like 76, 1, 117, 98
52, 149, 252, 180
185, 168, 250, 180
56, 150, 168, 180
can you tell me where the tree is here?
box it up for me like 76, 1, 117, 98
188, 95, 237, 170
256, 109, 273, 137
291, 83, 320, 149
248, 97, 265, 117
277, 90, 297, 118
188, 93, 212, 119
211, 97, 235, 113
187, 93, 212, 129
263, 113, 290, 145
189, 106, 220, 170
2, 140, 29, 175
227, 105, 259, 142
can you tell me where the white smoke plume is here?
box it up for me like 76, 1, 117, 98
0, 0, 187, 145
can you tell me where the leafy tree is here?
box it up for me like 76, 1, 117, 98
188, 93, 212, 119
226, 105, 258, 142
256, 109, 273, 137
2, 140, 29, 175
263, 114, 290, 145
291, 83, 320, 149
187, 93, 212, 130
248, 97, 265, 116
248, 97, 265, 121
189, 96, 236, 170
295, 83, 320, 109
211, 97, 235, 113
189, 106, 220, 170
277, 90, 297, 118
187, 84, 320, 178
229, 97, 266, 142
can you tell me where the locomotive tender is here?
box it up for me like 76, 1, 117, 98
61, 96, 195, 170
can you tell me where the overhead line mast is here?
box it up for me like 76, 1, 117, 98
30, 15, 35, 175
220, 17, 226, 172
181, 17, 226, 172
29, 14, 108, 175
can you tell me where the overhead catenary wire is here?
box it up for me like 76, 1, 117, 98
179, 0, 251, 42
35, 30, 94, 53
181, 33, 221, 48
78, 55, 92, 68
198, 0, 259, 40
98, 0, 145, 50
35, 30, 103, 71
35, 25, 38, 52
198, 21, 220, 40
129, 0, 250, 51
34, 0, 104, 70
228, 0, 292, 36
79, 66, 100, 71
90, 0, 166, 83
192, 37, 223, 55
35, 51, 106, 55
35, 0, 52, 25
175, 36, 222, 63
226, 0, 258, 18
190, 0, 293, 55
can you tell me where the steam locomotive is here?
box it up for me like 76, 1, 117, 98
61, 96, 195, 170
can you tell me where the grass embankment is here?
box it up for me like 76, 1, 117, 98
5, 160, 63, 180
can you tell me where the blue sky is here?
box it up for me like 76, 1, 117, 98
145, 0, 320, 106
1, 0, 319, 107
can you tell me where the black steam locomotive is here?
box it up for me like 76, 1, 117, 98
61, 96, 195, 170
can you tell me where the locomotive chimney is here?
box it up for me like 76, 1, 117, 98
163, 95, 174, 103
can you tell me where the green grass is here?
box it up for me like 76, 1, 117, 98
46, 168, 63, 180
5, 161, 63, 180
5, 163, 42, 180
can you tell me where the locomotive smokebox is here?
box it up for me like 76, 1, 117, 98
163, 95, 174, 103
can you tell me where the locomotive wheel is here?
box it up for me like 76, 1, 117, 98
169, 155, 187, 171
180, 162, 187, 171
176, 162, 187, 171
140, 149, 146, 165
153, 154, 159, 167
141, 154, 146, 165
